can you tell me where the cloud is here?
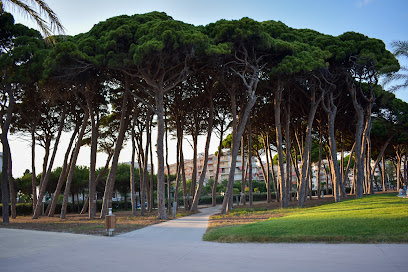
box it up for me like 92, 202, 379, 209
356, 0, 373, 8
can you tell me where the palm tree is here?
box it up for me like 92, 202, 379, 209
0, 0, 64, 38
383, 41, 408, 91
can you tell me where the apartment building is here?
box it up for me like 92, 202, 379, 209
169, 149, 265, 183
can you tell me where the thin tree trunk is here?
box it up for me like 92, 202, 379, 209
262, 135, 271, 203
317, 128, 323, 199
130, 119, 137, 216
88, 109, 98, 219
274, 83, 288, 208
60, 111, 89, 219
248, 119, 253, 208
100, 93, 129, 218
33, 109, 66, 219
149, 128, 154, 213
165, 111, 172, 214
212, 124, 224, 206
191, 95, 214, 212
8, 152, 16, 219
48, 125, 79, 216
240, 135, 246, 205
80, 152, 113, 215
155, 87, 168, 219
31, 128, 37, 213
382, 156, 387, 192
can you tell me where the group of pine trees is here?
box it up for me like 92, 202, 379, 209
1, 10, 407, 223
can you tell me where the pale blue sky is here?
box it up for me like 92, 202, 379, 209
7, 0, 408, 176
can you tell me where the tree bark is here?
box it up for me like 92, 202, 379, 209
155, 87, 168, 219
212, 124, 224, 206
100, 93, 129, 218
88, 108, 98, 219
248, 119, 253, 208
130, 118, 137, 216
60, 111, 89, 219
274, 83, 288, 208
7, 152, 16, 219
47, 125, 79, 216
31, 128, 37, 213
191, 96, 214, 212
33, 109, 66, 219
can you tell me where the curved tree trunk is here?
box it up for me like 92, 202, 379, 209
191, 97, 213, 212
262, 135, 271, 203
100, 93, 129, 218
349, 81, 365, 198
47, 125, 79, 216
60, 111, 89, 219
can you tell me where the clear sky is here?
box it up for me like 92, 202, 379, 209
6, 0, 408, 177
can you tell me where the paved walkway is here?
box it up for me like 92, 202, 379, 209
0, 206, 407, 272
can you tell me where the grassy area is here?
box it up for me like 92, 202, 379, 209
0, 210, 193, 236
203, 194, 408, 243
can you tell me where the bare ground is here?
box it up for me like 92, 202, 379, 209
0, 210, 193, 236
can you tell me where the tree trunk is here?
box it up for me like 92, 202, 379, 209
31, 128, 37, 213
33, 109, 66, 219
349, 81, 365, 198
60, 111, 89, 219
48, 125, 79, 216
191, 96, 214, 212
130, 119, 137, 216
88, 109, 98, 219
262, 135, 271, 203
285, 102, 292, 203
80, 152, 113, 215
274, 83, 288, 208
317, 128, 323, 199
181, 149, 188, 211
298, 88, 323, 206
155, 87, 168, 219
100, 93, 129, 218
221, 86, 258, 214
165, 111, 172, 214
381, 156, 387, 192
149, 128, 154, 212
189, 126, 198, 210
8, 152, 16, 219
212, 124, 224, 206
240, 136, 246, 205
248, 119, 253, 208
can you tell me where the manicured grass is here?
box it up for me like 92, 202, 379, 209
203, 194, 408, 243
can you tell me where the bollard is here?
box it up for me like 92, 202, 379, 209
105, 208, 116, 236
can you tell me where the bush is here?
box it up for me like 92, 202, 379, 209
0, 203, 33, 216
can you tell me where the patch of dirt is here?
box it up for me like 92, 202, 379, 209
0, 210, 193, 236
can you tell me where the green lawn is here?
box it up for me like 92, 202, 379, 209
203, 194, 408, 243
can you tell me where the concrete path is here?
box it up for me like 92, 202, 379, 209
1, 206, 407, 272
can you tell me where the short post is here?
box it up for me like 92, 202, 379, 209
105, 208, 116, 236
172, 202, 177, 218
